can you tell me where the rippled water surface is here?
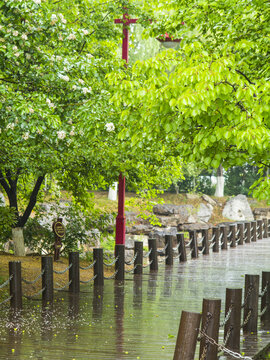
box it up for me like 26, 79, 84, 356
1, 238, 270, 359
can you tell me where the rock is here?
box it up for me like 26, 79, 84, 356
0, 192, 5, 206
185, 193, 201, 200
153, 204, 197, 223
153, 204, 176, 216
125, 235, 148, 248
222, 195, 254, 221
253, 208, 270, 220
125, 224, 154, 235
197, 203, 213, 222
178, 223, 213, 232
201, 194, 217, 207
149, 227, 178, 247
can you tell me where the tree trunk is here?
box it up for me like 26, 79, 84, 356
215, 165, 225, 197
12, 227, 25, 256
108, 182, 118, 201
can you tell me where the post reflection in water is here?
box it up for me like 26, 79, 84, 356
163, 267, 173, 298
41, 303, 53, 342
7, 310, 22, 358
92, 286, 104, 320
66, 293, 80, 346
114, 283, 125, 358
147, 272, 158, 300
133, 275, 143, 309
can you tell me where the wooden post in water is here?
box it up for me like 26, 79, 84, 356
134, 241, 143, 275
69, 252, 80, 292
261, 271, 270, 328
263, 218, 268, 238
244, 222, 251, 243
9, 261, 22, 311
202, 229, 209, 255
219, 225, 228, 250
93, 248, 104, 286
115, 244, 125, 281
173, 311, 201, 360
177, 233, 187, 262
224, 288, 242, 351
243, 274, 259, 334
257, 219, 263, 240
237, 223, 244, 245
148, 238, 158, 271
229, 224, 236, 248
165, 235, 173, 265
189, 230, 198, 258
42, 256, 53, 303
251, 221, 257, 242
212, 227, 219, 253
199, 299, 221, 360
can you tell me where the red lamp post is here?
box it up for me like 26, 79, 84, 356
114, 11, 138, 245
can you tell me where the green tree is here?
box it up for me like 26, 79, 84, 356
0, 0, 182, 255
224, 165, 260, 196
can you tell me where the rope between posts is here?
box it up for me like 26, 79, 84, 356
174, 252, 181, 259
220, 304, 233, 327
186, 239, 193, 247
198, 236, 205, 245
104, 269, 118, 280
260, 306, 268, 317
54, 280, 72, 291
227, 241, 232, 246
23, 286, 45, 300
80, 274, 97, 284
125, 264, 139, 273
0, 275, 13, 289
53, 263, 72, 274
80, 260, 96, 270
241, 309, 252, 328
219, 233, 223, 241
142, 260, 153, 268
209, 242, 215, 249
228, 231, 232, 237
0, 295, 13, 307
223, 325, 233, 347
259, 283, 268, 297
143, 249, 152, 258
209, 234, 215, 243
236, 229, 240, 236
186, 249, 193, 257
199, 247, 206, 254
103, 256, 119, 267
257, 225, 260, 231
22, 270, 44, 285
173, 243, 181, 251
125, 252, 137, 265
198, 330, 253, 359
242, 285, 253, 308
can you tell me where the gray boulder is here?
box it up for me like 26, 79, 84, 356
197, 203, 213, 222
222, 195, 254, 221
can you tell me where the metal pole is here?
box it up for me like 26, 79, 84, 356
212, 227, 219, 253
199, 298, 221, 360
9, 261, 22, 311
115, 244, 125, 281
93, 248, 104, 286
229, 224, 236, 248
189, 230, 198, 258
173, 311, 201, 360
165, 234, 173, 265
251, 220, 257, 242
257, 219, 263, 240
134, 241, 143, 275
177, 233, 187, 262
219, 225, 228, 250
202, 229, 209, 255
261, 271, 270, 328
69, 252, 80, 292
42, 256, 53, 304
237, 223, 244, 245
243, 274, 259, 334
224, 288, 242, 351
148, 238, 158, 271
245, 222, 251, 243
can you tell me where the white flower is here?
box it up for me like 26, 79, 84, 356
79, 129, 84, 136
78, 79, 84, 84
70, 130, 75, 136
26, 53, 31, 59
59, 14, 66, 24
22, 132, 29, 140
13, 31, 19, 36
60, 74, 69, 81
6, 123, 15, 130
13, 45, 18, 51
82, 29, 89, 35
22, 34, 28, 40
68, 120, 73, 124
0, 26, 2, 30
67, 33, 76, 40
57, 130, 66, 139
51, 14, 57, 25
105, 122, 115, 132
33, 0, 41, 4
86, 53, 94, 58
7, 106, 11, 111
58, 35, 63, 41
82, 87, 92, 94
72, 85, 77, 90
56, 55, 62, 61
29, 108, 34, 113
0, 38, 4, 42
37, 128, 43, 134
14, 52, 20, 57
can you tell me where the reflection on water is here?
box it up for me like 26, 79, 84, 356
1, 239, 270, 359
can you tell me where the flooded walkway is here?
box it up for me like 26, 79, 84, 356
1, 238, 270, 359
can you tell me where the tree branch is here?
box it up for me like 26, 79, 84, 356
18, 175, 45, 227
235, 69, 255, 85
0, 171, 11, 197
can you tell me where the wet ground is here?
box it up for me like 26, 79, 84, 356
1, 238, 270, 359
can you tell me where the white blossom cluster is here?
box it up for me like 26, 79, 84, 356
46, 98, 55, 109
105, 122, 115, 132
67, 33, 76, 40
22, 132, 29, 140
82, 87, 92, 94
57, 130, 66, 139
6, 123, 15, 130
59, 74, 70, 81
